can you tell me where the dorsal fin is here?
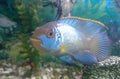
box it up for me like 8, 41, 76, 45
59, 16, 109, 30
58, 16, 109, 37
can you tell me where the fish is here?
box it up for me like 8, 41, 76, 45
42, 0, 76, 20
0, 14, 16, 28
30, 16, 111, 65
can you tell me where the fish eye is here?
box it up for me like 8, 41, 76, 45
47, 29, 54, 38
49, 32, 53, 36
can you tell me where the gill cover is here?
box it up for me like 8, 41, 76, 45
40, 27, 62, 52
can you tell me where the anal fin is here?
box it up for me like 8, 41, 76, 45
73, 51, 98, 65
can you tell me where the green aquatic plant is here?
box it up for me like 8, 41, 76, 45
39, 5, 56, 22
72, 0, 117, 21
13, 0, 46, 68
15, 0, 31, 33
0, 0, 18, 21
111, 44, 120, 56
0, 13, 17, 43
0, 52, 9, 60
0, 0, 44, 69
13, 33, 40, 69
15, 0, 42, 32
27, 3, 41, 29
99, 3, 119, 24
13, 0, 57, 68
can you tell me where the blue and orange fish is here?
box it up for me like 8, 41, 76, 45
30, 16, 111, 65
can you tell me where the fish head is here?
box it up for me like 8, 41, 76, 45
31, 22, 62, 55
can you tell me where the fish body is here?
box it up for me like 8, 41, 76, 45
0, 14, 16, 28
31, 17, 111, 65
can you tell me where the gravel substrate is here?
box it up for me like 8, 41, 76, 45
0, 56, 119, 79
83, 56, 120, 79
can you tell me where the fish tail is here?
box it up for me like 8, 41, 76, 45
89, 32, 111, 61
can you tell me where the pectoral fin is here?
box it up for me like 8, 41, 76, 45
59, 55, 73, 64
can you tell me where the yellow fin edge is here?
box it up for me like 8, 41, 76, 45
61, 16, 109, 30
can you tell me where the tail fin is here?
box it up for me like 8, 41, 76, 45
89, 32, 111, 61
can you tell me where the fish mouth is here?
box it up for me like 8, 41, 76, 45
30, 37, 42, 46
30, 37, 43, 50
30, 38, 41, 42
30, 37, 48, 53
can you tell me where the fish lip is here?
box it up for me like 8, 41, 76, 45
30, 37, 42, 43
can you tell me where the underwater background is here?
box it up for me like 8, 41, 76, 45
0, 0, 120, 79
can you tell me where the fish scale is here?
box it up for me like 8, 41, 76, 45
31, 16, 111, 65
